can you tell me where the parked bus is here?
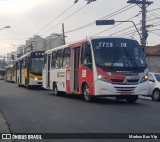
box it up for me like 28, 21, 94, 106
42, 37, 149, 102
5, 65, 15, 82
15, 51, 44, 88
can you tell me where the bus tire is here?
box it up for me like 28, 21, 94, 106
126, 96, 138, 103
82, 83, 93, 102
18, 79, 21, 87
53, 83, 59, 96
152, 89, 160, 101
27, 85, 31, 89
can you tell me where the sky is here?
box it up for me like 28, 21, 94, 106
0, 0, 160, 56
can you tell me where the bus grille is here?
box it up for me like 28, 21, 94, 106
114, 86, 136, 92
111, 79, 139, 84
127, 79, 139, 83
111, 79, 124, 83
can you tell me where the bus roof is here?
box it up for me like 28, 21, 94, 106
44, 36, 138, 54
6, 65, 13, 68
15, 50, 44, 62
90, 36, 137, 41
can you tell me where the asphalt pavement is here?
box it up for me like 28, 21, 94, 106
0, 81, 159, 142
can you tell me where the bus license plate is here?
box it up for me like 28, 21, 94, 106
121, 91, 131, 95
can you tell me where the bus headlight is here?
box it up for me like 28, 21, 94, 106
140, 74, 148, 83
34, 77, 38, 81
97, 73, 109, 82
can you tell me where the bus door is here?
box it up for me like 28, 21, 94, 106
47, 54, 51, 88
27, 57, 30, 85
20, 60, 22, 84
73, 47, 80, 92
15, 62, 18, 83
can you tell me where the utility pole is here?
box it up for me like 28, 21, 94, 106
127, 0, 153, 53
62, 23, 65, 45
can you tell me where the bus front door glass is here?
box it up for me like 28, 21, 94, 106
74, 47, 80, 91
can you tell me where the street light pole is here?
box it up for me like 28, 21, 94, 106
0, 26, 11, 31
0, 26, 11, 61
96, 20, 141, 41
115, 20, 141, 40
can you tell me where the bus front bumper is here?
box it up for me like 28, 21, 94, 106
30, 78, 42, 86
94, 80, 149, 96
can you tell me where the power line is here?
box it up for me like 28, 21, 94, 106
149, 31, 160, 36
116, 21, 160, 39
41, 4, 88, 36
95, 16, 159, 38
91, 13, 139, 37
109, 23, 139, 37
117, 29, 137, 37
147, 8, 160, 12
35, 2, 77, 35
65, 4, 135, 34
149, 28, 160, 32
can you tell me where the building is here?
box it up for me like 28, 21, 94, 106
0, 59, 6, 69
45, 33, 64, 51
146, 44, 160, 54
6, 33, 64, 63
17, 45, 25, 58
26, 35, 45, 52
146, 44, 160, 73
7, 51, 17, 65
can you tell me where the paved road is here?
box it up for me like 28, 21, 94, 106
0, 81, 160, 142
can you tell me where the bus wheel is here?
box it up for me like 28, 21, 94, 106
18, 79, 21, 87
18, 82, 22, 87
152, 89, 160, 101
53, 83, 59, 96
126, 96, 138, 103
83, 84, 93, 102
27, 85, 31, 89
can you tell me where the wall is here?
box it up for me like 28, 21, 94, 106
45, 33, 64, 51
146, 55, 160, 73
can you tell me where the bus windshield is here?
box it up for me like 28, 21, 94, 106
92, 38, 147, 71
30, 58, 44, 74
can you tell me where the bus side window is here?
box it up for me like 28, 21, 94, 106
43, 54, 47, 69
56, 49, 63, 69
82, 42, 92, 65
22, 59, 24, 69
24, 58, 27, 68
51, 51, 57, 69
62, 48, 70, 68
16, 62, 19, 70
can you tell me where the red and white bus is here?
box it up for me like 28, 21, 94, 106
42, 37, 149, 102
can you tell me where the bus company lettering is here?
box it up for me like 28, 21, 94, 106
57, 72, 65, 78
82, 70, 86, 77
11, 134, 42, 140
28, 135, 42, 139
129, 134, 157, 139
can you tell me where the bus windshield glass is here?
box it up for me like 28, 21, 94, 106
30, 58, 44, 74
92, 38, 147, 71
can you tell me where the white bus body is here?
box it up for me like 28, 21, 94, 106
43, 37, 149, 102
